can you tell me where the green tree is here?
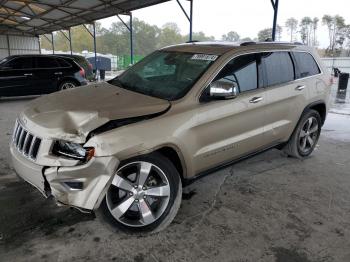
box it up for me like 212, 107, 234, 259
312, 17, 319, 46
300, 17, 313, 45
184, 31, 215, 42
285, 17, 298, 42
322, 15, 347, 55
221, 31, 240, 42
257, 26, 282, 41
158, 23, 183, 48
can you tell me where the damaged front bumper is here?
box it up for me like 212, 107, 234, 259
10, 143, 119, 210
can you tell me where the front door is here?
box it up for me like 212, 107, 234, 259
0, 57, 34, 96
191, 53, 268, 174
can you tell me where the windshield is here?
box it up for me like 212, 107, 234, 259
108, 51, 218, 100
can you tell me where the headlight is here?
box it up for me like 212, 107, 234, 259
52, 141, 94, 161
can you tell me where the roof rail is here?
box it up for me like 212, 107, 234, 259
240, 41, 303, 46
240, 41, 256, 46
186, 40, 200, 43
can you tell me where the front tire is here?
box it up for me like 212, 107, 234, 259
284, 109, 322, 158
96, 152, 182, 233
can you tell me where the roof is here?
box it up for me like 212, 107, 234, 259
163, 41, 310, 55
0, 0, 170, 36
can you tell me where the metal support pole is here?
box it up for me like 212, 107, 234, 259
68, 28, 73, 55
6, 35, 10, 56
51, 32, 55, 54
93, 23, 97, 67
116, 14, 134, 65
37, 36, 41, 54
176, 0, 193, 41
271, 0, 279, 41
130, 13, 134, 65
189, 0, 193, 42
93, 22, 97, 77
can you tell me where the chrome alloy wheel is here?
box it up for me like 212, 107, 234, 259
61, 82, 76, 90
106, 161, 171, 227
298, 116, 319, 154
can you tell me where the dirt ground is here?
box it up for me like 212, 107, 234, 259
0, 87, 350, 262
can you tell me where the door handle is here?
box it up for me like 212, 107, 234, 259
295, 85, 305, 91
54, 72, 62, 75
23, 73, 32, 76
249, 97, 263, 103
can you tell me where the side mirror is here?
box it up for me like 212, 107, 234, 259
209, 80, 238, 100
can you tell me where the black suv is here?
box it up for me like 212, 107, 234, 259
0, 55, 87, 97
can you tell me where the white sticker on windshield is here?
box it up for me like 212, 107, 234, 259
191, 54, 218, 61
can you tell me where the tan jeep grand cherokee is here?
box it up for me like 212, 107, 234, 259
10, 41, 331, 232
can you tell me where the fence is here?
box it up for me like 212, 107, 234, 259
321, 57, 350, 74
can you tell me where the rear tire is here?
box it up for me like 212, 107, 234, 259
283, 109, 322, 158
58, 80, 77, 90
96, 152, 182, 233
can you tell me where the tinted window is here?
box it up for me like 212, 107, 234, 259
214, 54, 258, 92
262, 52, 294, 86
0, 57, 10, 65
36, 57, 59, 68
56, 58, 71, 68
293, 52, 320, 78
74, 56, 89, 67
6, 57, 34, 69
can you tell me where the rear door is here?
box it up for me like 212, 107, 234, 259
261, 51, 307, 144
192, 53, 268, 173
32, 56, 61, 94
0, 57, 34, 96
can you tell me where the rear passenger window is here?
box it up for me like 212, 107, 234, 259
262, 52, 294, 86
214, 53, 259, 93
293, 52, 320, 78
36, 57, 59, 69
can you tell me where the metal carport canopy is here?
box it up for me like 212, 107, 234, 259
0, 0, 172, 36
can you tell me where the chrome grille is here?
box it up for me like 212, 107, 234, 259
12, 120, 41, 161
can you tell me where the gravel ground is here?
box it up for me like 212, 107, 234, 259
0, 88, 349, 262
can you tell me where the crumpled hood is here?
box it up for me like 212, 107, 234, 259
20, 82, 170, 143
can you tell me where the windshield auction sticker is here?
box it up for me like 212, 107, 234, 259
191, 54, 218, 61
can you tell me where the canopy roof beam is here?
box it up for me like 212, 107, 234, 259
116, 13, 134, 65
270, 0, 279, 41
176, 0, 193, 41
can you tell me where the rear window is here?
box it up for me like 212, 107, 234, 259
262, 52, 294, 86
36, 57, 60, 69
293, 52, 320, 78
56, 58, 71, 68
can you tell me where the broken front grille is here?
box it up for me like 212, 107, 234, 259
12, 120, 41, 161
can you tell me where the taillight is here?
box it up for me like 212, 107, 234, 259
328, 76, 334, 86
79, 67, 85, 77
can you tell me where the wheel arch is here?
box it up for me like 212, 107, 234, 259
152, 144, 187, 183
302, 100, 327, 125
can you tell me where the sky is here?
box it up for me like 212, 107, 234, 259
99, 0, 350, 48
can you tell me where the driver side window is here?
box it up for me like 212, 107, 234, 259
213, 53, 260, 93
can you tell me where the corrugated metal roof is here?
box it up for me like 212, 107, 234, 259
0, 0, 170, 36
